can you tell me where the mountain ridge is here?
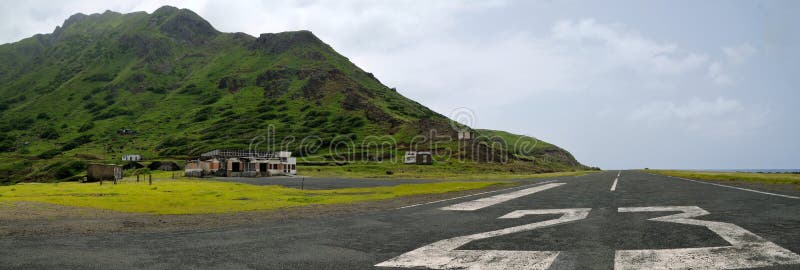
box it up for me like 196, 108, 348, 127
0, 6, 589, 184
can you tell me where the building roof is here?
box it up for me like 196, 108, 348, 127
200, 149, 291, 158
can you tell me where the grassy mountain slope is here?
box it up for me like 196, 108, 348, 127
0, 6, 588, 184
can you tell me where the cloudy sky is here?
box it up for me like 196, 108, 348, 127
2, 0, 799, 169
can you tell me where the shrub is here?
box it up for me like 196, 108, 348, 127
39, 127, 60, 140
78, 122, 94, 132
193, 107, 213, 122
83, 73, 116, 82
93, 107, 132, 120
38, 149, 62, 159
0, 133, 14, 152
60, 135, 92, 151
180, 84, 202, 95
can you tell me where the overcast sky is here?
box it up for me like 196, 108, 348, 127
2, 0, 799, 169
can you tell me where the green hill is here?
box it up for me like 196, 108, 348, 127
0, 6, 589, 184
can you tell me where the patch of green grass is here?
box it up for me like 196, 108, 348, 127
646, 170, 800, 189
302, 162, 596, 180
0, 179, 508, 214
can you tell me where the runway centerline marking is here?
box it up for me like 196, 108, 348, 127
658, 174, 800, 200
396, 180, 558, 210
439, 182, 565, 211
611, 171, 620, 191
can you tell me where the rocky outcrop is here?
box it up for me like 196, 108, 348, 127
157, 8, 219, 44
252, 30, 326, 54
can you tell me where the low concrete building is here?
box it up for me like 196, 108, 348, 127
186, 149, 297, 177
122, 154, 142, 161
86, 164, 122, 182
404, 151, 433, 165
458, 130, 475, 141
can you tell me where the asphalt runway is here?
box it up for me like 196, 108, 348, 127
1, 171, 799, 269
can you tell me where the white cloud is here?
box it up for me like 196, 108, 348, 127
355, 18, 722, 114
707, 61, 733, 86
723, 43, 757, 65
706, 43, 758, 86
629, 97, 767, 135
551, 19, 709, 75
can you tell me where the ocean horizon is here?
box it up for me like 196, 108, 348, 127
689, 169, 800, 173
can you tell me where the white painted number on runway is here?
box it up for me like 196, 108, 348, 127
378, 205, 800, 269
375, 208, 591, 270
615, 206, 800, 270
440, 183, 565, 211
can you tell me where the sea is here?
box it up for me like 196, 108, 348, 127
694, 169, 800, 173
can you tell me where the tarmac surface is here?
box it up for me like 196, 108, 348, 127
1, 170, 799, 269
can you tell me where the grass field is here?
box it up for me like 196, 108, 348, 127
301, 162, 596, 180
646, 170, 800, 190
0, 179, 508, 215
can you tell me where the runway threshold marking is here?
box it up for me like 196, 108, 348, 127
663, 175, 800, 200
439, 182, 565, 211
616, 206, 800, 269
396, 180, 558, 210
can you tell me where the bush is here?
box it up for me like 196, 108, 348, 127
192, 107, 213, 122
93, 107, 132, 120
0, 133, 14, 152
78, 122, 94, 132
83, 73, 116, 82
38, 149, 62, 159
1, 117, 34, 131
180, 84, 202, 95
61, 135, 92, 151
146, 86, 167, 94
39, 127, 60, 140
157, 136, 188, 149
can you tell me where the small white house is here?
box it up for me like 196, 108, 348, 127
404, 151, 433, 165
404, 151, 417, 164
457, 131, 474, 141
122, 154, 142, 161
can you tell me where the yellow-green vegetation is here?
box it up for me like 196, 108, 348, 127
0, 179, 508, 214
647, 170, 800, 190
302, 162, 595, 180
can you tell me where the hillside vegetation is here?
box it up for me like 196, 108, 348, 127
0, 6, 589, 184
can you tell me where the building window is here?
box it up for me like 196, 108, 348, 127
231, 162, 240, 172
